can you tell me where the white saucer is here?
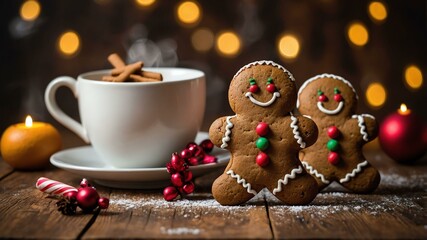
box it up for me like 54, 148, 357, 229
50, 132, 230, 189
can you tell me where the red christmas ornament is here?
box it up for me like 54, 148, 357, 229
64, 190, 77, 200
163, 186, 179, 201
327, 126, 340, 139
327, 152, 340, 165
256, 122, 269, 136
76, 187, 100, 212
98, 197, 109, 209
379, 104, 427, 163
256, 152, 270, 167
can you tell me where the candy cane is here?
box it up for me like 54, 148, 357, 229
36, 177, 77, 196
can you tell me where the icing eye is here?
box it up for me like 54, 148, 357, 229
333, 87, 343, 102
249, 78, 259, 93
317, 89, 328, 102
266, 77, 276, 93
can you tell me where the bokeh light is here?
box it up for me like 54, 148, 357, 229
176, 1, 201, 26
191, 28, 214, 52
57, 31, 81, 57
366, 82, 387, 108
404, 65, 423, 90
215, 31, 241, 57
277, 34, 300, 59
347, 22, 369, 47
368, 1, 387, 23
20, 0, 41, 21
135, 0, 156, 7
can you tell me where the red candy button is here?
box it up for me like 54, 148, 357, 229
328, 152, 340, 165
327, 126, 340, 139
256, 152, 270, 167
256, 122, 269, 136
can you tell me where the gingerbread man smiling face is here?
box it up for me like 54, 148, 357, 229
209, 61, 318, 205
297, 74, 380, 193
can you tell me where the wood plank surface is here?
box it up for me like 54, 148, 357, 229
268, 150, 427, 239
84, 190, 272, 239
0, 166, 96, 239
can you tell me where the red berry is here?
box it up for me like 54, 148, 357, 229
200, 139, 214, 153
76, 187, 100, 212
183, 171, 193, 182
256, 122, 269, 136
327, 126, 340, 139
249, 85, 259, 93
98, 197, 109, 209
186, 142, 198, 155
180, 149, 193, 159
171, 153, 185, 172
256, 152, 270, 167
334, 94, 343, 102
64, 191, 77, 201
182, 182, 195, 194
171, 173, 184, 187
266, 84, 276, 93
163, 186, 179, 201
318, 94, 328, 102
202, 154, 217, 164
328, 152, 340, 165
187, 157, 199, 166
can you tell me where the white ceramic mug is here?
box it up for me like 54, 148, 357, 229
45, 68, 205, 168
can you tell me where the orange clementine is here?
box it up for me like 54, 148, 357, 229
1, 123, 62, 170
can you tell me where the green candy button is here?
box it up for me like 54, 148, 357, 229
256, 137, 269, 151
327, 139, 339, 151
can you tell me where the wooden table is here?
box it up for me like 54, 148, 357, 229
0, 131, 426, 239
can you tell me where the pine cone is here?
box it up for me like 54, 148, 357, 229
56, 197, 78, 215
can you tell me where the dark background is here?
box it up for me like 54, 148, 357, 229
1, 0, 426, 136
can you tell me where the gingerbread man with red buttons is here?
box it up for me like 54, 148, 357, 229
209, 61, 318, 205
297, 74, 380, 193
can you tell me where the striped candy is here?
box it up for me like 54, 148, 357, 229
36, 177, 77, 196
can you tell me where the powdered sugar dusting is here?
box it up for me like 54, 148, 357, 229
160, 227, 201, 235
110, 192, 260, 211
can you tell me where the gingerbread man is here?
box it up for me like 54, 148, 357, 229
209, 61, 318, 205
297, 74, 380, 193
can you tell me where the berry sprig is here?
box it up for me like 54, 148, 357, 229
163, 139, 216, 201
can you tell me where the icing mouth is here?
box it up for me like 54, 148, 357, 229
317, 101, 344, 115
245, 92, 280, 107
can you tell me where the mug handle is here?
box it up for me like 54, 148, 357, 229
44, 76, 90, 143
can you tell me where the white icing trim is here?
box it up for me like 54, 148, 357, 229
245, 92, 280, 107
272, 165, 303, 195
226, 170, 258, 195
351, 114, 370, 141
233, 60, 295, 81
297, 73, 358, 108
317, 101, 344, 115
339, 160, 369, 183
290, 114, 306, 148
301, 161, 330, 184
221, 115, 236, 149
